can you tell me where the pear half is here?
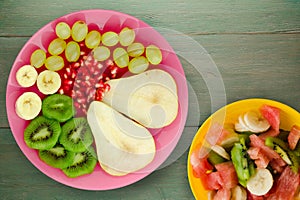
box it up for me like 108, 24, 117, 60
87, 101, 156, 175
102, 69, 178, 128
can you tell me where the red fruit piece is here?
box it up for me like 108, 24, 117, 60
205, 172, 222, 190
213, 188, 231, 200
247, 146, 270, 169
190, 149, 213, 178
215, 161, 238, 189
249, 134, 283, 161
259, 128, 279, 141
288, 125, 300, 150
267, 166, 299, 200
260, 104, 280, 133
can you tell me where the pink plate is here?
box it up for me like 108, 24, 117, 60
6, 10, 188, 190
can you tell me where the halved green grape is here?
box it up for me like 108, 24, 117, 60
85, 30, 101, 49
113, 47, 129, 68
119, 27, 135, 46
45, 55, 64, 71
55, 22, 71, 40
65, 41, 80, 62
93, 46, 110, 62
128, 56, 149, 74
48, 38, 66, 56
102, 31, 119, 47
71, 21, 88, 42
127, 42, 144, 57
30, 49, 46, 68
146, 44, 162, 65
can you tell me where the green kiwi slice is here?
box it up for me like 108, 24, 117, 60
39, 143, 75, 169
24, 116, 61, 150
62, 146, 97, 178
42, 94, 75, 123
59, 117, 93, 152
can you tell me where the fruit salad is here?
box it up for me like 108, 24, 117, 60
190, 104, 300, 200
14, 19, 179, 178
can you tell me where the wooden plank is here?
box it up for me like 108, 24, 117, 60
0, 127, 195, 200
0, 0, 299, 36
1, 34, 300, 128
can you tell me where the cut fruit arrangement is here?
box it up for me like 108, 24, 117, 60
14, 19, 179, 178
190, 104, 300, 200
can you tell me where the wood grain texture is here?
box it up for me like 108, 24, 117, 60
1, 0, 300, 199
0, 0, 300, 36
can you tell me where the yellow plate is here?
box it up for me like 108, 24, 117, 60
187, 98, 300, 200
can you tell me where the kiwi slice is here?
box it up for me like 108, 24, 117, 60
208, 150, 226, 166
265, 136, 299, 173
39, 143, 75, 169
42, 94, 75, 123
59, 117, 93, 152
24, 116, 61, 150
62, 146, 97, 178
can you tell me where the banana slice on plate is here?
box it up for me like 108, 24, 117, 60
15, 92, 42, 120
246, 168, 273, 196
235, 115, 250, 132
244, 111, 270, 133
37, 70, 61, 95
231, 185, 247, 200
16, 65, 38, 87
234, 111, 270, 133
211, 145, 230, 160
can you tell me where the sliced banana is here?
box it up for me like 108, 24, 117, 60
237, 115, 251, 131
15, 92, 42, 120
246, 168, 273, 196
37, 70, 61, 95
234, 120, 249, 132
211, 145, 230, 160
244, 111, 270, 133
16, 65, 38, 87
231, 185, 247, 200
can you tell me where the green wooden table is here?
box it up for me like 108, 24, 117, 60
1, 1, 299, 199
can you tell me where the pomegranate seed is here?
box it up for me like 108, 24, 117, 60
66, 67, 71, 74
88, 92, 95, 101
63, 73, 68, 79
87, 56, 93, 61
79, 42, 85, 47
97, 63, 103, 70
106, 59, 113, 66
111, 73, 117, 79
58, 88, 64, 94
103, 84, 110, 92
92, 60, 97, 66
71, 90, 76, 98
63, 79, 73, 86
84, 60, 91, 67
74, 102, 80, 109
111, 67, 117, 75
71, 62, 81, 69
77, 98, 87, 104
71, 72, 77, 79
